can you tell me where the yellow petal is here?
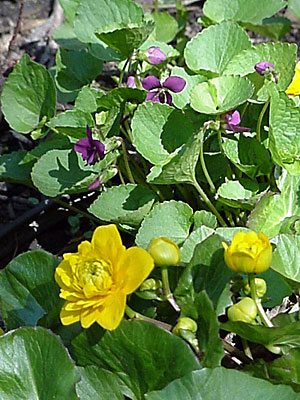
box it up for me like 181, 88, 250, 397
92, 224, 126, 266
60, 302, 81, 325
117, 247, 154, 294
231, 252, 256, 273
255, 245, 273, 273
78, 240, 92, 256
96, 292, 126, 330
80, 307, 98, 329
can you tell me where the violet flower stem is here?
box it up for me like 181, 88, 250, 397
192, 179, 228, 227
120, 139, 135, 184
256, 98, 270, 143
249, 273, 273, 328
199, 130, 216, 194
118, 55, 132, 88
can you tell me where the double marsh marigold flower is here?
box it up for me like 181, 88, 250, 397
55, 224, 154, 330
222, 231, 272, 274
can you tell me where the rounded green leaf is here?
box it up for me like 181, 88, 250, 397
88, 184, 157, 227
132, 102, 194, 164
184, 22, 251, 74
47, 110, 95, 139
190, 76, 254, 114
0, 250, 60, 330
149, 12, 178, 43
0, 327, 79, 400
203, 0, 286, 24
1, 54, 56, 134
146, 367, 300, 400
135, 200, 194, 248
272, 234, 300, 283
72, 321, 200, 400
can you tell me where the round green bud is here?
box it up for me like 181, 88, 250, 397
227, 297, 257, 324
139, 278, 162, 292
173, 317, 198, 336
148, 237, 181, 267
244, 278, 267, 298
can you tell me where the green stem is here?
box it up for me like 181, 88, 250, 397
161, 267, 180, 312
118, 55, 132, 88
125, 305, 172, 331
217, 129, 225, 156
121, 139, 135, 184
199, 131, 216, 193
256, 98, 270, 142
192, 179, 228, 227
241, 338, 253, 360
117, 166, 126, 185
154, 0, 158, 12
249, 273, 273, 327
53, 198, 101, 226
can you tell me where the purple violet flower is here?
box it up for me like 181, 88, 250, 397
142, 75, 186, 105
255, 61, 275, 76
146, 46, 167, 65
74, 126, 105, 165
223, 110, 251, 133
88, 177, 101, 191
127, 75, 136, 88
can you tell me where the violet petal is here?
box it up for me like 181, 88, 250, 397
86, 125, 93, 144
142, 76, 161, 91
226, 110, 241, 126
163, 76, 186, 93
165, 92, 173, 105
74, 138, 90, 159
88, 177, 101, 191
94, 140, 105, 160
127, 75, 136, 88
147, 46, 167, 65
146, 91, 160, 102
255, 61, 275, 75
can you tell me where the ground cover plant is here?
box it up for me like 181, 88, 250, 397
2, 0, 300, 398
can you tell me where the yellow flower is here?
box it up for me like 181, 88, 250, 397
148, 237, 181, 267
222, 231, 272, 274
286, 61, 300, 97
55, 224, 154, 330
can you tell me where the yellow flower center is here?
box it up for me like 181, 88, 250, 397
78, 259, 113, 292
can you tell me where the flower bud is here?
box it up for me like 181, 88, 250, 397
255, 61, 275, 76
148, 237, 181, 267
146, 46, 167, 65
173, 317, 198, 336
222, 231, 272, 274
228, 297, 257, 324
244, 278, 267, 298
139, 278, 162, 292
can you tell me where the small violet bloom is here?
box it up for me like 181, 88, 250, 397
142, 75, 186, 105
146, 46, 167, 65
223, 110, 251, 133
255, 61, 275, 76
126, 75, 136, 88
74, 126, 105, 166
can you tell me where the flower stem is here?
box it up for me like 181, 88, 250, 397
125, 305, 172, 331
217, 129, 225, 156
118, 55, 132, 88
192, 179, 228, 227
120, 139, 135, 184
248, 273, 273, 327
154, 0, 158, 12
161, 267, 180, 312
199, 130, 216, 193
53, 198, 101, 226
256, 98, 270, 142
241, 338, 253, 360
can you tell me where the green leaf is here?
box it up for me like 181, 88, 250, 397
1, 54, 56, 134
247, 171, 300, 238
148, 12, 178, 43
203, 0, 286, 24
190, 76, 254, 114
0, 150, 34, 185
217, 178, 261, 208
97, 87, 146, 110
184, 22, 251, 74
222, 134, 273, 178
194, 291, 224, 367
216, 226, 251, 241
289, 0, 300, 17
53, 22, 86, 50
132, 102, 194, 165
271, 234, 300, 283
193, 210, 217, 230
72, 321, 200, 400
222, 320, 300, 354
146, 132, 201, 185
88, 184, 157, 227
180, 226, 215, 263
31, 149, 117, 197
246, 348, 300, 392
243, 17, 291, 41
260, 268, 292, 308
74, 87, 104, 113
47, 110, 95, 139
0, 251, 60, 330
135, 200, 193, 248
175, 235, 234, 308
269, 89, 300, 174
76, 366, 127, 400
58, 0, 80, 24
0, 327, 79, 400
224, 43, 297, 98
146, 367, 300, 399
170, 66, 206, 109
55, 48, 103, 93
